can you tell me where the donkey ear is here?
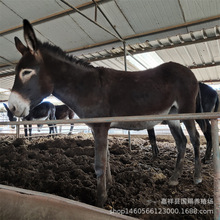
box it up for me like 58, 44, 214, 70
3, 103, 9, 111
14, 37, 28, 55
23, 19, 38, 54
3, 103, 14, 119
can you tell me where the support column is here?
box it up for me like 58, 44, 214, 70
211, 119, 220, 220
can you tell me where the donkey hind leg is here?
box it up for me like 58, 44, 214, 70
167, 120, 187, 186
24, 125, 28, 137
54, 124, 58, 133
148, 128, 159, 159
198, 120, 212, 164
49, 110, 57, 134
202, 121, 212, 164
68, 124, 74, 135
184, 120, 202, 184
48, 124, 53, 134
92, 124, 110, 207
29, 124, 32, 136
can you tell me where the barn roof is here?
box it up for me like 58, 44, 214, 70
1, 0, 220, 101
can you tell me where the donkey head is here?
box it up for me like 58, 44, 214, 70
8, 20, 53, 117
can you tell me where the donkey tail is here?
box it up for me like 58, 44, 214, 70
196, 87, 207, 133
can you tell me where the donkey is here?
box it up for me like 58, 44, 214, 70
8, 19, 203, 207
38, 104, 74, 134
148, 82, 219, 164
55, 105, 74, 134
4, 102, 56, 137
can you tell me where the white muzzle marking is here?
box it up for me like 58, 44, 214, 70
8, 92, 30, 117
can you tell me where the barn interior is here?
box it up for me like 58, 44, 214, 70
1, 0, 220, 134
0, 1, 220, 220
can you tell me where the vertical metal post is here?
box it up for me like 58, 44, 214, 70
211, 119, 220, 220
16, 118, 20, 138
123, 41, 131, 150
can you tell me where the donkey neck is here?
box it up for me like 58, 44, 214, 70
42, 51, 103, 118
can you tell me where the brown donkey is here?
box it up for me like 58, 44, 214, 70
8, 19, 202, 207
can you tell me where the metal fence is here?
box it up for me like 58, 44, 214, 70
0, 112, 220, 219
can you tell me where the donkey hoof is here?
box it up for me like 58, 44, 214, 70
168, 179, 179, 186
96, 193, 107, 208
194, 177, 202, 185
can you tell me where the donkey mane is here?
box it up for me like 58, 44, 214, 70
39, 41, 94, 69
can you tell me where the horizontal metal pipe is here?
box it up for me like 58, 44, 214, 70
0, 112, 219, 126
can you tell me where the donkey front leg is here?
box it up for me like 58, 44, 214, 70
92, 123, 110, 207
148, 128, 159, 159
107, 147, 112, 188
24, 124, 28, 137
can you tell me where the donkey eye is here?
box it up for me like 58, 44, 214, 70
19, 69, 36, 83
22, 70, 32, 76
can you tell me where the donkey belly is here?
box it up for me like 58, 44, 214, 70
110, 104, 177, 130
33, 116, 48, 121
110, 120, 161, 130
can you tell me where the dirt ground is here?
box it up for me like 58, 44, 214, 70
0, 134, 214, 220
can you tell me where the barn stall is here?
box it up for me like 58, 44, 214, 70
0, 0, 220, 219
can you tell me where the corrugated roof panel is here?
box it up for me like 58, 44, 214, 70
180, 0, 220, 32
202, 68, 212, 81
0, 75, 15, 90
133, 52, 164, 69
193, 66, 220, 82
33, 16, 96, 50
92, 59, 121, 70
92, 57, 138, 71
192, 69, 202, 81
105, 58, 125, 70
115, 0, 184, 34
98, 1, 136, 37
67, 7, 117, 44
194, 43, 210, 65
0, 36, 20, 64
211, 66, 220, 81
156, 48, 185, 66
180, 0, 220, 21
173, 46, 193, 67
208, 40, 220, 63
0, 2, 21, 30
1, 0, 63, 23
214, 66, 220, 80
184, 44, 204, 66
58, 0, 93, 10
155, 49, 172, 63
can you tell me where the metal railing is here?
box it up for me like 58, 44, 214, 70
0, 112, 220, 219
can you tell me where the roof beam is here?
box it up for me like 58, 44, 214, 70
79, 33, 220, 63
0, 0, 103, 35
67, 14, 220, 53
